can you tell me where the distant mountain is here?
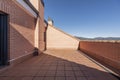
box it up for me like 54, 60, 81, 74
75, 36, 120, 40
75, 37, 93, 40
94, 37, 120, 40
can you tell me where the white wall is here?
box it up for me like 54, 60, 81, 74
47, 25, 79, 50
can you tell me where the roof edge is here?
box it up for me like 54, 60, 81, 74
23, 0, 39, 16
41, 0, 45, 7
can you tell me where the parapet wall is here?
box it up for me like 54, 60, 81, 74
47, 25, 79, 50
79, 41, 120, 75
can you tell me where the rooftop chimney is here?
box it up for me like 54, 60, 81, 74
48, 17, 54, 26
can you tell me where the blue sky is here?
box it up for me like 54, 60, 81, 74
44, 0, 120, 38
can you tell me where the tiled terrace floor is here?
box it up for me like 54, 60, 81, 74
0, 50, 118, 80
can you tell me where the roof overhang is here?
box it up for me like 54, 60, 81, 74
23, 0, 39, 15
16, 0, 38, 18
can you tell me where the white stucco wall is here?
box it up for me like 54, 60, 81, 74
47, 25, 79, 50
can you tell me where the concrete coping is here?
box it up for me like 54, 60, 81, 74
80, 40, 120, 43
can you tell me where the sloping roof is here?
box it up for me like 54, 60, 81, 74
48, 24, 80, 41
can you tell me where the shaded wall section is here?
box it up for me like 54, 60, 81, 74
47, 25, 79, 49
79, 41, 120, 75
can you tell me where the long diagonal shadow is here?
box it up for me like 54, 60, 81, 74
0, 50, 119, 80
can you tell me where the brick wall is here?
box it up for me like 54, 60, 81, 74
0, 0, 35, 61
79, 41, 120, 75
30, 0, 45, 52
38, 0, 45, 51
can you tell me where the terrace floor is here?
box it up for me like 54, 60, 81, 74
0, 50, 118, 80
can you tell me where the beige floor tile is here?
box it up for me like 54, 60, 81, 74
66, 76, 76, 80
74, 71, 85, 77
45, 70, 56, 77
56, 71, 65, 76
21, 77, 33, 80
65, 66, 73, 70
48, 66, 57, 71
55, 77, 65, 80
76, 77, 87, 80
36, 70, 47, 76
65, 71, 75, 77
44, 77, 55, 80
72, 67, 81, 71
57, 66, 64, 71
33, 77, 44, 80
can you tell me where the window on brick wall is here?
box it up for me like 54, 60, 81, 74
0, 12, 8, 66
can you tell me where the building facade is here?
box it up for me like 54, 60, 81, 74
0, 0, 45, 66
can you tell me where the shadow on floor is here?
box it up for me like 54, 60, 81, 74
0, 50, 119, 80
